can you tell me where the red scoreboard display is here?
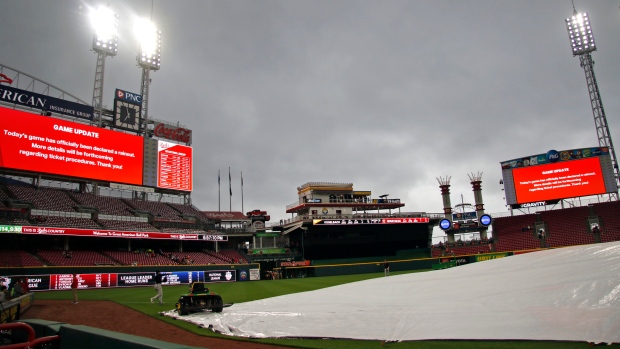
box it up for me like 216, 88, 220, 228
512, 157, 607, 203
49, 273, 117, 290
0, 107, 143, 185
157, 141, 192, 191
0, 106, 193, 191
501, 147, 617, 206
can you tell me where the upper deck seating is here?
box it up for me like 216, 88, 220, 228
97, 219, 159, 232
6, 184, 76, 211
165, 203, 210, 221
70, 192, 135, 216
124, 199, 182, 220
30, 216, 101, 229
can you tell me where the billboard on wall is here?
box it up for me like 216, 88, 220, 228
500, 147, 618, 205
0, 106, 144, 185
0, 270, 237, 292
0, 84, 94, 120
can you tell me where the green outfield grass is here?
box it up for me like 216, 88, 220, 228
32, 270, 618, 349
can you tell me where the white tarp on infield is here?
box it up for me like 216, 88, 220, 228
165, 241, 620, 343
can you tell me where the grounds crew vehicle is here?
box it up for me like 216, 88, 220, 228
175, 282, 233, 315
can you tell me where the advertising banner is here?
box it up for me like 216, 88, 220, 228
237, 269, 250, 282
153, 122, 192, 145
200, 235, 228, 241
0, 107, 144, 185
17, 226, 200, 240
475, 253, 509, 262
0, 85, 94, 120
313, 217, 429, 225
452, 211, 477, 221
249, 268, 261, 281
1, 270, 238, 292
205, 270, 236, 282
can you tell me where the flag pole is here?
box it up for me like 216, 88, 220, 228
218, 169, 221, 212
229, 167, 232, 212
241, 171, 244, 214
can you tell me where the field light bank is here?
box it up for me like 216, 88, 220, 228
134, 18, 162, 70
565, 12, 596, 56
90, 6, 119, 56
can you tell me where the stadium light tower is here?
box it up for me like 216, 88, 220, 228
90, 6, 119, 127
565, 9, 620, 192
135, 18, 162, 135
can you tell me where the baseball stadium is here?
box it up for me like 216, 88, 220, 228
1, 4, 620, 349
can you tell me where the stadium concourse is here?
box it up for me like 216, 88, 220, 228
165, 241, 620, 344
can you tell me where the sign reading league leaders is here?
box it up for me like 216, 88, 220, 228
113, 89, 142, 132
0, 106, 144, 185
0, 84, 94, 120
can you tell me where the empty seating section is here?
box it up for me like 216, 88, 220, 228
0, 187, 11, 206
539, 207, 594, 247
165, 203, 209, 221
6, 184, 77, 211
218, 249, 246, 263
70, 192, 134, 216
103, 250, 178, 266
173, 252, 215, 265
37, 250, 117, 266
199, 250, 232, 264
433, 243, 492, 257
592, 201, 620, 242
4, 217, 30, 225
30, 216, 101, 229
159, 227, 206, 234
125, 199, 181, 220
493, 214, 541, 252
98, 219, 159, 232
0, 250, 44, 267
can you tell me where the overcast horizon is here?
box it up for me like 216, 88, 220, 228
1, 1, 619, 226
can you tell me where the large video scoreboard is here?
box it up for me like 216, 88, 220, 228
0, 106, 192, 192
500, 147, 618, 207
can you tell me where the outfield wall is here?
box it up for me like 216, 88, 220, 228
277, 252, 512, 278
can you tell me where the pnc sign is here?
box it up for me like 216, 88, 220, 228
115, 89, 142, 105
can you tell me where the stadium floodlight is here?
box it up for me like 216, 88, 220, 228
134, 18, 162, 70
90, 5, 119, 127
90, 6, 119, 56
565, 8, 620, 192
565, 12, 596, 56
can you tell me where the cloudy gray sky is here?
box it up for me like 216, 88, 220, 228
1, 1, 619, 225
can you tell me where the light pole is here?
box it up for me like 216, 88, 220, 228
300, 227, 308, 260
134, 18, 162, 135
565, 9, 620, 194
90, 6, 119, 127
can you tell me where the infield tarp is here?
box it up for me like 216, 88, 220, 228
165, 241, 620, 343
